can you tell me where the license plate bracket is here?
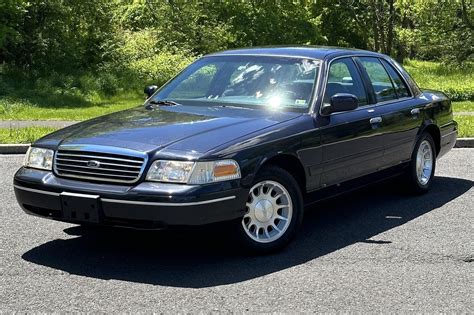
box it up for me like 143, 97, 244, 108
60, 192, 101, 223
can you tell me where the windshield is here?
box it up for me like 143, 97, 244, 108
152, 55, 321, 111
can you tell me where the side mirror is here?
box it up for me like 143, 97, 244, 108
144, 85, 158, 98
321, 93, 358, 115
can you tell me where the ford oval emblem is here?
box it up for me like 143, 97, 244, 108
86, 160, 101, 168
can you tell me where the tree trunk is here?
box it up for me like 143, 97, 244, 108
395, 12, 410, 63
370, 0, 380, 51
377, 0, 386, 53
386, 0, 395, 55
461, 0, 473, 30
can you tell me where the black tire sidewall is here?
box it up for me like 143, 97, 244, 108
236, 165, 304, 254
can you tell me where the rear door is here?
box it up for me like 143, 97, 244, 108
319, 57, 385, 187
357, 57, 424, 168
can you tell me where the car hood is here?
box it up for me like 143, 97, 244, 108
36, 105, 302, 154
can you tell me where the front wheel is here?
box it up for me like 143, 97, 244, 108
404, 132, 436, 194
236, 166, 304, 254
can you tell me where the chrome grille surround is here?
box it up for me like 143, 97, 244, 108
53, 145, 148, 184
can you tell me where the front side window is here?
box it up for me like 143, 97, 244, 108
359, 57, 397, 102
324, 58, 368, 106
154, 56, 321, 111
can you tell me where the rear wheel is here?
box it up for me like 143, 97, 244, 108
404, 132, 436, 194
236, 166, 304, 254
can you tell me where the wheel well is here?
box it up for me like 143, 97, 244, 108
260, 155, 306, 193
423, 124, 441, 156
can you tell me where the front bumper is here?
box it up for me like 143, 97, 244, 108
14, 167, 247, 228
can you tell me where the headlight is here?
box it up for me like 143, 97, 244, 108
24, 147, 54, 170
146, 160, 195, 183
146, 159, 240, 184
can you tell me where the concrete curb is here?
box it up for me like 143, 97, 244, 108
454, 138, 474, 148
1, 138, 473, 154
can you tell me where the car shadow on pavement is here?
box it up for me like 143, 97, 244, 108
22, 176, 473, 288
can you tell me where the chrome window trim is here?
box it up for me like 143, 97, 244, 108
53, 144, 148, 184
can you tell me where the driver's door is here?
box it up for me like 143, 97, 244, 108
319, 57, 385, 187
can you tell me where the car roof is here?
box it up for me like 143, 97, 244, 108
209, 45, 385, 60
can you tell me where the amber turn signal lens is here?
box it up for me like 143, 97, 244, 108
214, 164, 238, 177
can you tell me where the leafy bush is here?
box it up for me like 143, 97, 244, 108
107, 30, 195, 88
404, 60, 474, 101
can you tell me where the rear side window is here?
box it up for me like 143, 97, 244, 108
380, 59, 411, 98
359, 57, 397, 102
324, 58, 368, 106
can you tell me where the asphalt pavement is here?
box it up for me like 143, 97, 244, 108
1, 150, 473, 312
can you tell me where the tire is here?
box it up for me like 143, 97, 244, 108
235, 165, 304, 254
404, 132, 436, 194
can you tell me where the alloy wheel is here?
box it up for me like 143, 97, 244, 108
242, 180, 293, 243
416, 140, 433, 185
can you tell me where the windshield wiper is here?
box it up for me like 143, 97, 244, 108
146, 100, 181, 109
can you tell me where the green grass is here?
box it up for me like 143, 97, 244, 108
0, 127, 58, 144
404, 60, 474, 101
454, 115, 474, 138
452, 101, 474, 113
0, 94, 143, 121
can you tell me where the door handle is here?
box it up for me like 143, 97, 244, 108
411, 108, 420, 115
370, 117, 382, 124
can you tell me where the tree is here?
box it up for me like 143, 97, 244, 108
1, 0, 117, 74
398, 0, 473, 63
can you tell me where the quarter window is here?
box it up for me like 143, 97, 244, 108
324, 58, 368, 106
381, 59, 411, 98
359, 57, 397, 102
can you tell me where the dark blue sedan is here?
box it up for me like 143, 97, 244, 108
14, 46, 458, 253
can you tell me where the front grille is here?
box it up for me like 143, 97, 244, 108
54, 147, 146, 184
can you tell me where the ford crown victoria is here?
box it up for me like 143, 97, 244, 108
14, 47, 458, 253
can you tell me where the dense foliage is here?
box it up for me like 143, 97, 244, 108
0, 0, 472, 98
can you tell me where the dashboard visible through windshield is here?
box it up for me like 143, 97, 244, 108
152, 55, 321, 111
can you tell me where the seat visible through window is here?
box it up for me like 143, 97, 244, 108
323, 58, 367, 106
